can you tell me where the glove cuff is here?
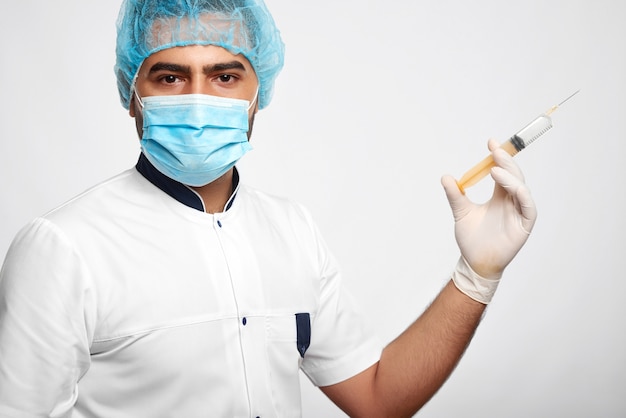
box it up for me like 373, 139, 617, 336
451, 257, 501, 304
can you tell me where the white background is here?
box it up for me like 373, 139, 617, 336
1, 1, 625, 417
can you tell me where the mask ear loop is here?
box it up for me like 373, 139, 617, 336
134, 89, 144, 109
133, 86, 144, 109
247, 86, 260, 111
131, 70, 144, 109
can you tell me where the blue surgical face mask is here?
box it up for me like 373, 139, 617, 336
135, 91, 256, 187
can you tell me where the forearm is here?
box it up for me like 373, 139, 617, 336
324, 280, 486, 418
373, 280, 485, 416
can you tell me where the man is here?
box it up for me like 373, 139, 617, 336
0, 0, 536, 417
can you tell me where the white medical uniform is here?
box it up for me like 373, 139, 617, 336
0, 156, 382, 418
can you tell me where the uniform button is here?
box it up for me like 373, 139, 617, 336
242, 317, 247, 326
217, 220, 223, 228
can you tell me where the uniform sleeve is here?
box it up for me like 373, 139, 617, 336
0, 218, 95, 417
299, 216, 383, 387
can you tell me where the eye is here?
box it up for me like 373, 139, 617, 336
162, 75, 180, 84
217, 74, 235, 83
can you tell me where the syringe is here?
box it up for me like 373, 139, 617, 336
456, 90, 579, 193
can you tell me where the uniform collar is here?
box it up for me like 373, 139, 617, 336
135, 153, 239, 212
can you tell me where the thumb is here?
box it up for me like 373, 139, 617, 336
441, 174, 472, 221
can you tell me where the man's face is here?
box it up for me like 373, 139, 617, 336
130, 44, 259, 139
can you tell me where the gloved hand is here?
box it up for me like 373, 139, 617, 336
442, 139, 538, 281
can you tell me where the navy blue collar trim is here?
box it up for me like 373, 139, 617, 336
135, 153, 239, 212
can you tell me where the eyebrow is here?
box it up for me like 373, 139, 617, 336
203, 61, 247, 74
148, 62, 190, 74
148, 61, 247, 75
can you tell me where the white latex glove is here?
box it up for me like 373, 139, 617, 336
442, 139, 538, 282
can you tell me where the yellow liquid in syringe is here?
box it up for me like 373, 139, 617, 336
456, 140, 524, 193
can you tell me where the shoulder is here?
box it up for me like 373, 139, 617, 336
46, 168, 146, 214
5, 168, 164, 253
41, 168, 161, 227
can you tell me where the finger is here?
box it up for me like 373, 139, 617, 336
492, 147, 525, 182
491, 167, 537, 233
490, 165, 523, 195
441, 174, 472, 221
487, 138, 500, 152
486, 139, 512, 200
514, 183, 537, 234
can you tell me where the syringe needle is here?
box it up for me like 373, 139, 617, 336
558, 89, 581, 106
546, 89, 580, 115
456, 90, 579, 193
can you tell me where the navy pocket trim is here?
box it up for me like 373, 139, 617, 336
295, 313, 311, 358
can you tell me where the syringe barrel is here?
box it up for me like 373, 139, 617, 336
510, 114, 553, 151
456, 113, 554, 193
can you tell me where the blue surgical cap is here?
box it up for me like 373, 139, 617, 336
114, 0, 285, 110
